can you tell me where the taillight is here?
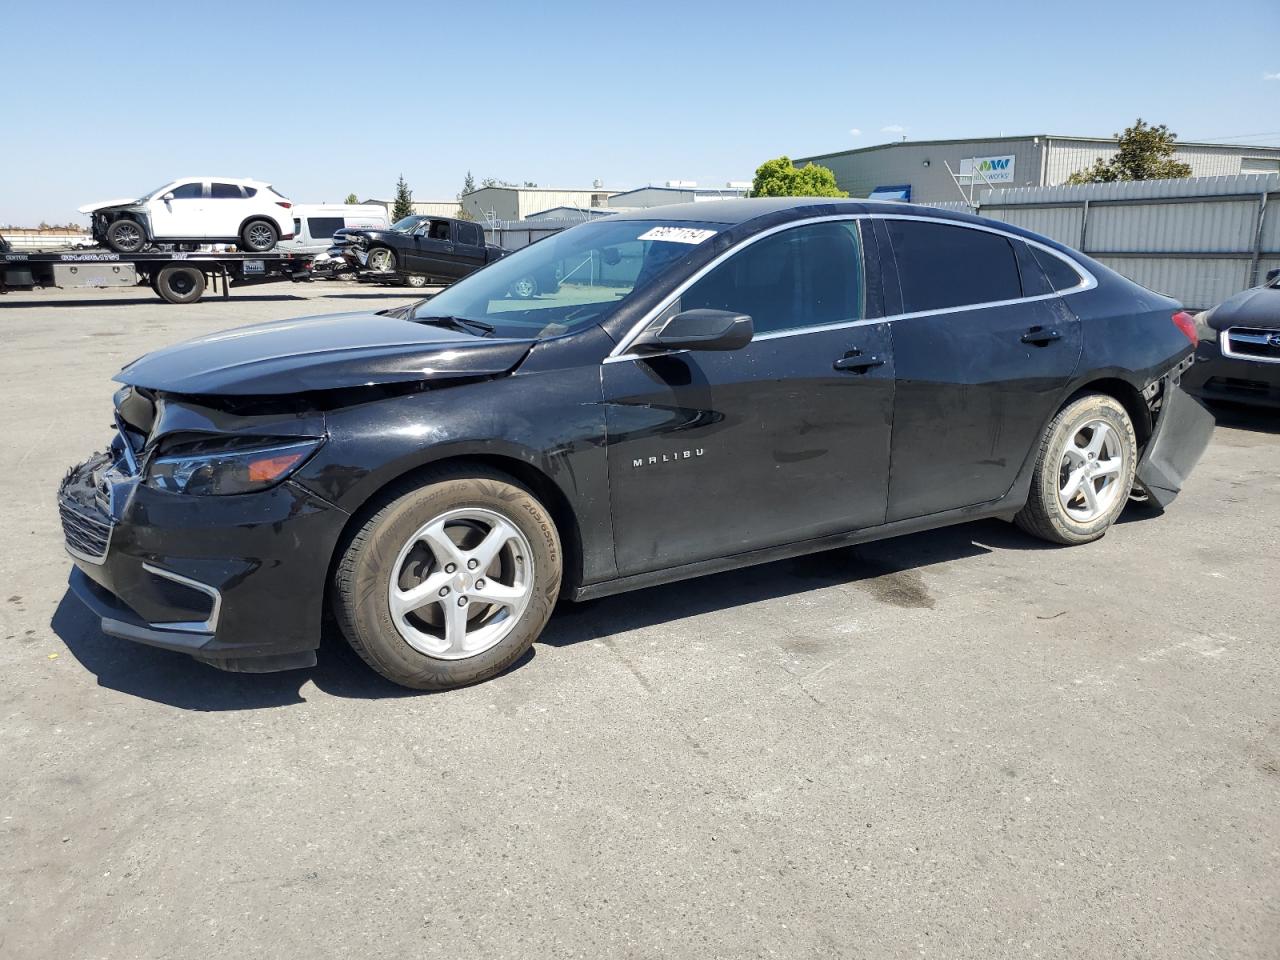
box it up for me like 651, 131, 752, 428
1171, 311, 1197, 346
275, 201, 292, 209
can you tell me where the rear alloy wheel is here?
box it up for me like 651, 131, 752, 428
510, 275, 538, 299
153, 264, 206, 304
366, 247, 396, 273
333, 469, 561, 690
106, 219, 146, 253
1015, 393, 1137, 545
240, 219, 278, 252
404, 273, 428, 288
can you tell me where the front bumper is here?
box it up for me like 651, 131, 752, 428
1182, 337, 1280, 408
58, 452, 349, 672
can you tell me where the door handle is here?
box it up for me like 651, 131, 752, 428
833, 351, 884, 372
1021, 326, 1061, 345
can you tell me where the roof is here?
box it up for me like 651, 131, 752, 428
461, 186, 617, 197
602, 196, 952, 224
797, 135, 1280, 162
608, 186, 748, 199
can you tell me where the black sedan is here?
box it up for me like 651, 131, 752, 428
1182, 269, 1280, 407
335, 214, 507, 284
58, 198, 1213, 690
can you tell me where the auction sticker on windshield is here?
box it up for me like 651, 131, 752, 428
637, 226, 718, 245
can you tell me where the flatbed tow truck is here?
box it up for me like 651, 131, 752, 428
0, 238, 313, 304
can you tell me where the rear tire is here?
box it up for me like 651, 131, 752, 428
106, 219, 146, 253
1015, 393, 1137, 545
405, 273, 428, 288
240, 219, 278, 252
153, 265, 206, 304
510, 275, 538, 299
333, 468, 562, 690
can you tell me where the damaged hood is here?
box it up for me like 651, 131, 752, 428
78, 198, 141, 214
115, 311, 535, 396
1204, 285, 1280, 331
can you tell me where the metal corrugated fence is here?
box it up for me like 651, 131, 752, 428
925, 175, 1279, 308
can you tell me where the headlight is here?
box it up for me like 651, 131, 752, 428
145, 437, 322, 496
1193, 309, 1216, 343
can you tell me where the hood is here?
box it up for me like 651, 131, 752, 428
114, 311, 535, 396
78, 198, 141, 214
1205, 285, 1280, 331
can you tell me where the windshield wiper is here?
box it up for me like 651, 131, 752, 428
413, 315, 496, 337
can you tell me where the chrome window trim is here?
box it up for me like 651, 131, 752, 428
1222, 327, 1280, 365
141, 563, 223, 634
604, 212, 1097, 363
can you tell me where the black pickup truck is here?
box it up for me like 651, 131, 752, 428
334, 215, 507, 286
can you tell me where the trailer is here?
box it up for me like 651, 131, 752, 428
0, 244, 313, 304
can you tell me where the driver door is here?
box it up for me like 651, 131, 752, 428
408, 219, 455, 277
148, 180, 206, 239
602, 220, 895, 577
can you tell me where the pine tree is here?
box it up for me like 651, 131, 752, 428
345, 192, 359, 204
391, 175, 414, 220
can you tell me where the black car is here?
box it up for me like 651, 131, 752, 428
59, 198, 1214, 690
1182, 269, 1280, 407
335, 214, 508, 285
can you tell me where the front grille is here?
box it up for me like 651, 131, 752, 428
59, 494, 114, 563
1223, 328, 1280, 363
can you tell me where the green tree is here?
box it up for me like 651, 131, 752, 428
455, 171, 477, 220
391, 174, 414, 220
344, 192, 359, 204
751, 156, 848, 198
1065, 119, 1193, 184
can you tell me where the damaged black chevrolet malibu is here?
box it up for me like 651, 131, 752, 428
60, 198, 1214, 689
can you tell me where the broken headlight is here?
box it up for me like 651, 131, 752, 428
145, 437, 323, 496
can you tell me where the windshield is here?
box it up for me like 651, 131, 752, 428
391, 215, 427, 233
411, 218, 725, 339
142, 182, 177, 200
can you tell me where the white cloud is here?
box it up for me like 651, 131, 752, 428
848, 127, 862, 136
1265, 71, 1280, 80
881, 124, 906, 134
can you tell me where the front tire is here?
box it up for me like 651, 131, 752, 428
366, 247, 396, 273
240, 219, 278, 252
1015, 393, 1137, 545
105, 219, 146, 253
333, 468, 562, 690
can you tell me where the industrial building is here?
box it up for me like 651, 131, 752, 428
361, 199, 459, 219
606, 183, 750, 208
797, 135, 1280, 205
461, 186, 616, 222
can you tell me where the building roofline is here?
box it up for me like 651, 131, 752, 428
461, 186, 619, 197
796, 135, 1280, 162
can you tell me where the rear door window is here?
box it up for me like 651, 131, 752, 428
458, 222, 483, 246
210, 182, 243, 199
886, 219, 1023, 313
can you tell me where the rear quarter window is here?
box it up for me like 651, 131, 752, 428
1031, 246, 1086, 292
887, 219, 1023, 313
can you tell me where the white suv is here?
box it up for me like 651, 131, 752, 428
79, 177, 295, 253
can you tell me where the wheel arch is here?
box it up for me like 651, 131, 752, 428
1061, 375, 1153, 446
324, 449, 586, 599
237, 214, 282, 238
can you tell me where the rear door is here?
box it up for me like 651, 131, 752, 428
877, 217, 1082, 521
602, 219, 895, 576
451, 221, 488, 275
208, 181, 251, 238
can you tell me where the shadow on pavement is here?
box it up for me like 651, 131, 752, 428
1203, 400, 1280, 435
1, 293, 306, 308
50, 518, 1054, 710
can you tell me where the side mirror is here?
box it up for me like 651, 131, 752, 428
162, 192, 175, 202
636, 308, 754, 352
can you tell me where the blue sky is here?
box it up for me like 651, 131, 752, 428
4, 0, 1279, 226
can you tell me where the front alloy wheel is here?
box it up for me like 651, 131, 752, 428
366, 247, 396, 273
333, 468, 561, 689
